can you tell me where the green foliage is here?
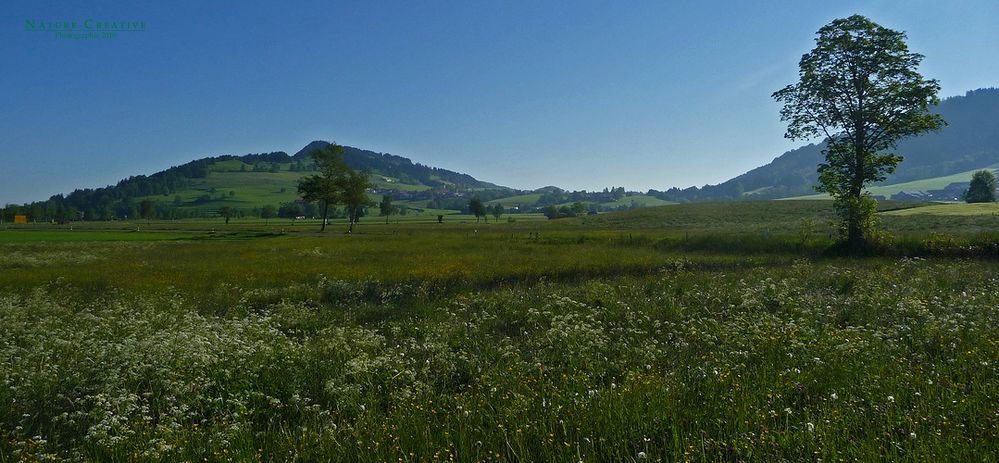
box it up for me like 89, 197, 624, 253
138, 199, 155, 220
341, 169, 374, 225
218, 206, 234, 224
379, 195, 397, 223
468, 197, 487, 222
774, 15, 944, 250
964, 170, 997, 203
298, 144, 373, 231
490, 203, 503, 220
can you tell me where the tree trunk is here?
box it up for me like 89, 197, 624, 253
320, 202, 329, 232
852, 83, 868, 252
847, 218, 863, 253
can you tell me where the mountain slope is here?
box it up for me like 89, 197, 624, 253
652, 88, 999, 202
295, 141, 503, 189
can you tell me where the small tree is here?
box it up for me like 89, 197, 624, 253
342, 169, 373, 234
379, 194, 397, 224
260, 204, 277, 223
965, 170, 997, 203
773, 15, 944, 252
469, 198, 486, 223
491, 204, 504, 221
219, 206, 233, 225
139, 199, 156, 220
298, 144, 353, 232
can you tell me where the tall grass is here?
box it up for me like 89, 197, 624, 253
2, 257, 997, 461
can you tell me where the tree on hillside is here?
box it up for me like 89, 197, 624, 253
965, 170, 997, 203
139, 199, 156, 221
773, 15, 945, 252
491, 204, 504, 221
379, 194, 397, 224
469, 198, 487, 223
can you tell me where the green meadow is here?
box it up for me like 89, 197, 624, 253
2, 201, 998, 461
784, 165, 999, 201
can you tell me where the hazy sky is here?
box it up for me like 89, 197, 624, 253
2, 0, 997, 204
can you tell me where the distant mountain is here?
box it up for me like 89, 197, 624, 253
651, 88, 999, 202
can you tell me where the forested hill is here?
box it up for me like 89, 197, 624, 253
293, 141, 502, 189
649, 88, 999, 202
5, 142, 506, 221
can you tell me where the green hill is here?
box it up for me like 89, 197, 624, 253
7, 142, 518, 221
4, 139, 685, 221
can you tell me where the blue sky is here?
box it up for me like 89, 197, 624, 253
2, 0, 997, 204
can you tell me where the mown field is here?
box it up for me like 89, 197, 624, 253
2, 201, 999, 462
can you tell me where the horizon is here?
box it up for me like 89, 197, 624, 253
3, 1, 998, 204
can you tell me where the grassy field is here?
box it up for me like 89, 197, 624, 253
485, 193, 543, 207
2, 201, 998, 461
134, 170, 431, 212
882, 201, 999, 216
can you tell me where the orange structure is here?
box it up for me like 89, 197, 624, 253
13, 215, 27, 224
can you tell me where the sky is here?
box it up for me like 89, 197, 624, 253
2, 0, 997, 204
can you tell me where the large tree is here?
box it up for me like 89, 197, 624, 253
773, 15, 944, 251
965, 170, 997, 203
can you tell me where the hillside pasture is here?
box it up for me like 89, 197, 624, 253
785, 165, 999, 200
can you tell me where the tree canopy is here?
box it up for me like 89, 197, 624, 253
298, 143, 372, 232
468, 198, 487, 223
379, 195, 396, 223
965, 170, 997, 203
773, 14, 944, 251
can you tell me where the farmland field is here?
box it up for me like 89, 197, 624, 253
784, 165, 999, 201
2, 201, 999, 462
